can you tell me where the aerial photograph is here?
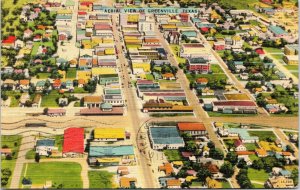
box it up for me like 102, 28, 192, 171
0, 0, 299, 189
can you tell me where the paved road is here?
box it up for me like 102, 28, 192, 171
274, 128, 298, 159
153, 21, 235, 153
111, 14, 157, 188
10, 134, 35, 189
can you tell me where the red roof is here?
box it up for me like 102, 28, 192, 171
78, 11, 87, 15
53, 79, 61, 87
236, 151, 255, 155
213, 101, 257, 107
200, 27, 209, 32
137, 79, 154, 85
80, 1, 93, 6
234, 139, 244, 147
255, 48, 265, 55
178, 122, 206, 131
63, 128, 84, 153
94, 24, 112, 30
2, 36, 16, 44
181, 151, 194, 158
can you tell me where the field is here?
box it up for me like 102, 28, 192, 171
284, 65, 299, 78
247, 168, 269, 183
145, 74, 154, 80
244, 143, 257, 151
73, 87, 89, 93
66, 68, 77, 79
249, 154, 260, 161
248, 131, 276, 141
163, 150, 183, 161
31, 41, 55, 56
37, 73, 51, 79
263, 47, 283, 54
224, 93, 250, 100
88, 171, 115, 188
186, 73, 227, 82
211, 64, 224, 74
41, 91, 61, 107
170, 45, 186, 64
221, 180, 231, 188
20, 162, 82, 188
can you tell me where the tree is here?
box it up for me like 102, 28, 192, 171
196, 167, 211, 182
252, 159, 264, 170
186, 141, 197, 151
209, 148, 224, 160
291, 169, 298, 186
207, 141, 215, 149
22, 177, 32, 185
220, 162, 234, 178
237, 159, 247, 169
225, 152, 238, 165
35, 153, 40, 163
177, 169, 187, 178
285, 145, 294, 154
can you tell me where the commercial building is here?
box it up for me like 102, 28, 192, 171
93, 127, 125, 141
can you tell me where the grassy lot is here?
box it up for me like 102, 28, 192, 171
186, 73, 227, 82
252, 183, 265, 188
218, 0, 257, 10
190, 181, 203, 187
223, 139, 234, 150
1, 135, 22, 187
263, 47, 283, 53
211, 64, 224, 74
284, 65, 298, 78
163, 150, 183, 161
271, 54, 284, 60
37, 73, 51, 79
4, 91, 22, 107
21, 162, 82, 188
244, 143, 257, 151
146, 74, 154, 80
248, 131, 276, 141
207, 111, 256, 117
249, 154, 260, 161
31, 41, 55, 56
284, 131, 298, 137
170, 45, 186, 64
88, 171, 114, 188
221, 180, 231, 188
72, 87, 89, 93
66, 68, 77, 79
41, 91, 61, 107
25, 149, 36, 159
248, 168, 269, 183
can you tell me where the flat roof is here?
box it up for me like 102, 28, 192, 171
149, 126, 184, 145
89, 145, 134, 157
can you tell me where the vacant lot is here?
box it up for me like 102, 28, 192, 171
170, 45, 186, 64
247, 168, 269, 183
41, 91, 61, 107
66, 68, 77, 79
21, 162, 82, 188
88, 171, 114, 188
248, 131, 276, 141
163, 150, 183, 161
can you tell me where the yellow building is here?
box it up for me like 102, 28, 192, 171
127, 14, 139, 23
56, 9, 72, 14
19, 47, 32, 55
283, 55, 298, 65
91, 67, 117, 76
206, 177, 222, 189
94, 127, 125, 140
105, 48, 115, 55
259, 141, 282, 152
186, 176, 197, 182
77, 70, 92, 82
132, 62, 151, 72
58, 70, 66, 79
284, 45, 298, 55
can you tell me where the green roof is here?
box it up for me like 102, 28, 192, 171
105, 89, 121, 95
149, 126, 184, 145
65, 0, 75, 6
36, 80, 46, 87
89, 145, 134, 157
268, 25, 287, 35
100, 103, 112, 109
36, 139, 55, 147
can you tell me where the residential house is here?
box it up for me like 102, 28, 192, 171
83, 96, 103, 108
234, 139, 247, 151
36, 139, 57, 156
158, 163, 174, 176
19, 79, 30, 91
177, 122, 207, 137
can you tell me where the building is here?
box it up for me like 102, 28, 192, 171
166, 179, 181, 188
211, 101, 257, 114
36, 139, 57, 156
62, 128, 84, 157
119, 177, 137, 189
268, 25, 287, 37
284, 44, 298, 55
93, 128, 125, 141
47, 109, 66, 117
83, 96, 103, 108
148, 126, 185, 150
103, 94, 124, 106
180, 43, 210, 59
283, 55, 298, 65
177, 122, 207, 137
234, 139, 247, 151
89, 145, 135, 166
266, 176, 294, 188
187, 57, 210, 73
158, 162, 174, 176
206, 177, 222, 188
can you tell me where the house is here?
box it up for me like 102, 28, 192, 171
234, 139, 247, 151
196, 77, 208, 85
180, 43, 210, 59
23, 29, 33, 39
255, 148, 268, 157
78, 79, 86, 88
2, 36, 16, 48
266, 176, 294, 188
47, 109, 66, 117
206, 177, 222, 188
268, 25, 287, 37
148, 126, 185, 150
35, 139, 57, 156
159, 163, 174, 176
117, 166, 129, 176
1, 148, 12, 157
162, 73, 175, 80
36, 81, 46, 91
284, 44, 298, 55
2, 79, 16, 90
119, 177, 137, 189
213, 40, 225, 51
62, 128, 84, 158
283, 55, 298, 65
103, 94, 124, 106
19, 79, 30, 91
166, 179, 181, 188
83, 96, 102, 108
52, 79, 61, 89
187, 57, 210, 73
93, 128, 125, 141
204, 162, 223, 179
177, 122, 207, 137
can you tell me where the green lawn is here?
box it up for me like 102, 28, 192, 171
41, 91, 61, 107
244, 143, 257, 151
207, 111, 256, 117
163, 150, 183, 161
1, 160, 17, 188
284, 65, 299, 78
186, 73, 227, 82
31, 41, 55, 56
248, 168, 269, 183
170, 45, 186, 64
221, 180, 231, 188
249, 154, 260, 161
66, 68, 77, 79
271, 54, 284, 60
263, 47, 283, 54
37, 73, 51, 79
25, 149, 36, 159
190, 181, 203, 187
3, 91, 22, 107
21, 162, 82, 188
252, 183, 265, 188
223, 139, 234, 150
248, 131, 276, 141
72, 87, 89, 93
211, 64, 224, 74
88, 171, 114, 188
146, 74, 154, 80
